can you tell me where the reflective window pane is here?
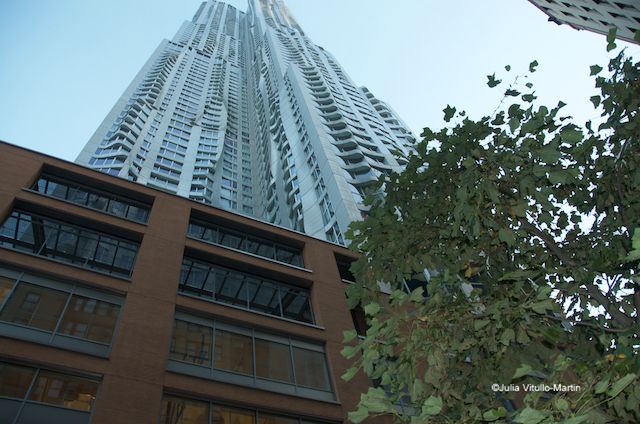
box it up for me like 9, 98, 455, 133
211, 405, 255, 424
215, 270, 247, 307
160, 395, 209, 424
259, 413, 299, 424
58, 295, 120, 344
0, 210, 138, 277
293, 348, 330, 391
87, 193, 108, 211
28, 370, 97, 411
0, 363, 36, 399
219, 230, 243, 250
34, 176, 150, 223
0, 283, 68, 331
255, 339, 293, 383
0, 276, 14, 305
247, 280, 280, 316
214, 330, 253, 375
170, 320, 212, 366
280, 289, 312, 323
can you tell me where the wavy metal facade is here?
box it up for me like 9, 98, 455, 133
77, 0, 415, 243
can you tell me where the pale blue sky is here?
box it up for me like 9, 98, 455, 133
0, 0, 638, 161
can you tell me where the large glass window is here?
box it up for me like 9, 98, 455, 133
0, 210, 139, 278
0, 267, 123, 356
214, 329, 253, 375
33, 174, 151, 223
180, 258, 313, 324
169, 320, 212, 366
188, 220, 304, 268
160, 394, 330, 424
0, 361, 98, 424
168, 314, 333, 401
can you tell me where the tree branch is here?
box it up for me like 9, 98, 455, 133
519, 219, 634, 329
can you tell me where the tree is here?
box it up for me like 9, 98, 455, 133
342, 46, 640, 423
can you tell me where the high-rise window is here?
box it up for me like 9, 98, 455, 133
180, 257, 313, 324
0, 361, 98, 424
33, 174, 151, 223
160, 394, 331, 424
0, 266, 123, 356
167, 313, 333, 401
0, 210, 139, 278
187, 219, 304, 268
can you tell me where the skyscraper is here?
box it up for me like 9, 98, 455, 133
77, 0, 415, 244
527, 0, 640, 44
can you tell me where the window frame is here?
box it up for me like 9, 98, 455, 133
31, 174, 151, 224
167, 312, 334, 402
179, 257, 314, 325
0, 209, 140, 279
187, 219, 305, 269
0, 266, 123, 357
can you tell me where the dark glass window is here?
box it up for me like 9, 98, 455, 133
168, 315, 333, 400
28, 370, 98, 411
335, 256, 355, 282
255, 339, 293, 383
0, 361, 98, 424
214, 329, 253, 375
0, 363, 35, 399
212, 405, 255, 424
58, 295, 120, 344
0, 268, 122, 353
292, 347, 330, 391
180, 258, 313, 324
169, 320, 212, 366
187, 220, 304, 267
160, 396, 209, 424
0, 283, 67, 331
0, 210, 139, 277
33, 175, 150, 223
160, 394, 329, 424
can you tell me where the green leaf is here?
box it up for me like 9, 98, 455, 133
487, 73, 502, 88
594, 376, 609, 394
561, 416, 590, 424
522, 93, 536, 102
513, 363, 533, 379
555, 398, 569, 411
474, 319, 490, 331
498, 228, 516, 245
422, 395, 443, 415
343, 329, 358, 343
531, 300, 554, 314
526, 82, 533, 88
590, 95, 601, 108
342, 366, 359, 381
443, 105, 456, 122
607, 28, 617, 51
483, 407, 507, 421
590, 65, 603, 76
505, 65, 511, 71
529, 60, 539, 73
364, 302, 381, 316
514, 407, 549, 424
506, 89, 521, 97
348, 407, 369, 424
607, 373, 637, 398
500, 328, 515, 346
509, 117, 520, 133
607, 27, 617, 44
341, 345, 359, 359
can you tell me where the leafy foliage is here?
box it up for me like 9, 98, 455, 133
343, 49, 640, 423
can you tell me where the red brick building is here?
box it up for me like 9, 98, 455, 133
0, 141, 367, 424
